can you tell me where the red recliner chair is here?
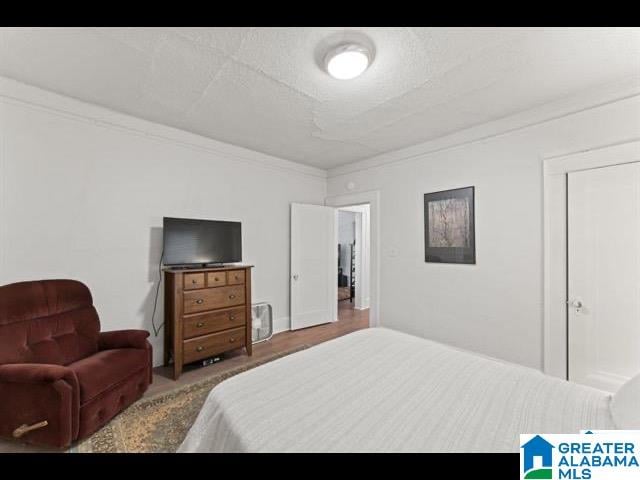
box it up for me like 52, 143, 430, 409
0, 279, 152, 448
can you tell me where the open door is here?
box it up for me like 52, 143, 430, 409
291, 203, 337, 330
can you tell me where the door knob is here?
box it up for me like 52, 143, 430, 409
569, 298, 584, 313
292, 274, 299, 281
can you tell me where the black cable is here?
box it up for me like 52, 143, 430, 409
151, 248, 164, 337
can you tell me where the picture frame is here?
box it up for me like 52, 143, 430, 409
424, 186, 475, 264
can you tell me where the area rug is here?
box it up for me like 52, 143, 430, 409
70, 345, 310, 453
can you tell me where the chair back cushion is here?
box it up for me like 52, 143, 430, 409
0, 280, 100, 365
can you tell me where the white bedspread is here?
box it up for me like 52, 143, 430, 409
179, 327, 615, 452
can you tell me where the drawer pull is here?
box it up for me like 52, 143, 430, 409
235, 276, 239, 280
191, 279, 197, 284
229, 315, 235, 321
229, 294, 235, 299
196, 322, 205, 328
195, 299, 204, 304
196, 346, 204, 352
214, 277, 219, 281
229, 337, 235, 343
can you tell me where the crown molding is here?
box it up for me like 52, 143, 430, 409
328, 75, 640, 178
0, 76, 327, 181
3, 74, 638, 183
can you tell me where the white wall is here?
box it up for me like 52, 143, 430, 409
358, 205, 370, 309
0, 78, 327, 366
337, 210, 355, 287
338, 210, 356, 245
327, 90, 640, 370
2, 74, 639, 373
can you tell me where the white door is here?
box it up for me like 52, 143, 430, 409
568, 162, 640, 392
290, 203, 337, 330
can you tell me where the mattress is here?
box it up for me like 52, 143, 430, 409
178, 327, 615, 452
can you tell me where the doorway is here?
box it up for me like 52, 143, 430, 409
290, 190, 380, 331
544, 141, 640, 391
289, 201, 370, 332
337, 205, 370, 324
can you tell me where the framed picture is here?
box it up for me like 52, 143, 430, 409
424, 186, 475, 264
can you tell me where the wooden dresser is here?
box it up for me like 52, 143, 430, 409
164, 265, 253, 380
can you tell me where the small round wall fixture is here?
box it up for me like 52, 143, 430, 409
325, 43, 372, 80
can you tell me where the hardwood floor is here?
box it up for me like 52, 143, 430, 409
0, 304, 369, 452
149, 301, 368, 396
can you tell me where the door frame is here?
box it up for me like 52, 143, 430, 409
543, 140, 640, 379
326, 190, 380, 327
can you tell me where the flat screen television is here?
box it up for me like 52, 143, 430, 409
163, 217, 242, 267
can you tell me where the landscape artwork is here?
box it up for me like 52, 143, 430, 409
424, 186, 475, 264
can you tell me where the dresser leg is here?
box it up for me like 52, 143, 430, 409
246, 342, 253, 356
173, 361, 182, 380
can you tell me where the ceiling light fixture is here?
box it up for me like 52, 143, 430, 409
325, 44, 371, 80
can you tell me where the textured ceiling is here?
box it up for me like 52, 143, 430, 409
1, 27, 639, 168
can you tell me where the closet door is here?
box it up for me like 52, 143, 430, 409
567, 162, 640, 392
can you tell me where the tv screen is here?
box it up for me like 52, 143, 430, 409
163, 217, 242, 266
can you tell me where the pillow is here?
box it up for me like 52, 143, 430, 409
610, 373, 640, 429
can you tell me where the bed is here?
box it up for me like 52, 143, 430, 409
178, 327, 620, 453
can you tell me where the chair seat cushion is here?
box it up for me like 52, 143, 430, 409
69, 348, 148, 404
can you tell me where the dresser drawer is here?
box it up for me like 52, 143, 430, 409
183, 307, 246, 339
183, 285, 245, 314
206, 271, 226, 288
227, 270, 245, 285
184, 272, 205, 290
183, 327, 245, 364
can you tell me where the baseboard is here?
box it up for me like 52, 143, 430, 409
272, 315, 340, 332
355, 298, 370, 310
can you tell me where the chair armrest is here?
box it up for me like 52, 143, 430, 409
98, 329, 150, 350
0, 363, 76, 385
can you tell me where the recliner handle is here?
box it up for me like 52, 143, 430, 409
12, 420, 48, 438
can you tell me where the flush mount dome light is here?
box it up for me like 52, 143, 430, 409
325, 44, 371, 80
